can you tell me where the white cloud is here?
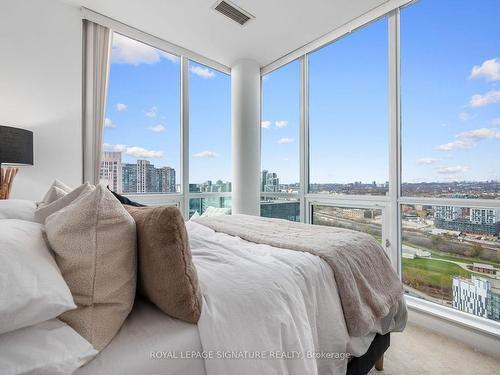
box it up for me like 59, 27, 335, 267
147, 124, 166, 133
469, 90, 500, 107
458, 112, 475, 121
104, 118, 115, 128
111, 33, 179, 65
436, 165, 469, 175
115, 103, 127, 111
126, 146, 163, 158
456, 127, 500, 140
416, 158, 439, 165
275, 120, 288, 128
470, 58, 500, 81
261, 120, 271, 129
190, 65, 215, 79
436, 139, 472, 151
278, 137, 294, 144
145, 106, 158, 118
194, 150, 217, 158
103, 143, 163, 158
437, 126, 500, 152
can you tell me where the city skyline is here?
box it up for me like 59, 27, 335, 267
99, 151, 177, 194
101, 151, 500, 199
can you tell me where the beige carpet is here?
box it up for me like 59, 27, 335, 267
368, 323, 500, 375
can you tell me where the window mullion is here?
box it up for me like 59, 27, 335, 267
180, 56, 189, 218
388, 9, 401, 274
300, 55, 309, 223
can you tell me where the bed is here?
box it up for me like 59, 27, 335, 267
75, 300, 392, 375
77, 217, 407, 375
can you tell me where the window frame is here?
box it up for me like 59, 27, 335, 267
260, 5, 500, 335
187, 59, 232, 217
95, 16, 232, 218
260, 59, 302, 221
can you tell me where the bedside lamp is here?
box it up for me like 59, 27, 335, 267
0, 126, 33, 199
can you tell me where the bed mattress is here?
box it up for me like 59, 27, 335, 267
74, 298, 384, 375
75, 298, 205, 375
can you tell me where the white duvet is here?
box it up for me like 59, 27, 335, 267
188, 221, 406, 375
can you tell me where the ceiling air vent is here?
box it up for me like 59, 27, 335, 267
212, 0, 254, 26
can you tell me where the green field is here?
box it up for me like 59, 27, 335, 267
402, 257, 472, 291
430, 252, 499, 267
402, 241, 499, 268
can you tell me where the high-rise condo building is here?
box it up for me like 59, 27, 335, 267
434, 206, 463, 221
99, 151, 122, 193
136, 160, 150, 193
452, 276, 489, 318
453, 275, 500, 322
470, 208, 500, 225
261, 170, 279, 193
158, 166, 176, 193
435, 206, 500, 235
122, 163, 137, 193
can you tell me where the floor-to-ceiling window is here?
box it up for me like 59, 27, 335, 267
261, 60, 301, 221
188, 60, 231, 217
102, 32, 231, 213
309, 17, 389, 197
103, 33, 181, 203
306, 16, 389, 247
400, 0, 500, 322
261, 0, 500, 328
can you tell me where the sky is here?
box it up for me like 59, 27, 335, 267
400, 0, 500, 184
104, 34, 231, 185
105, 0, 499, 186
263, 0, 499, 184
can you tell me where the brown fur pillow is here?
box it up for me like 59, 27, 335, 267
124, 205, 202, 323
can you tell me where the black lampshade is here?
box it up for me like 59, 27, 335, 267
0, 126, 33, 165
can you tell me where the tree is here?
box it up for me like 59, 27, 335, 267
471, 243, 483, 258
431, 235, 443, 252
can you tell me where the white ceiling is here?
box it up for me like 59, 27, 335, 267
59, 0, 389, 67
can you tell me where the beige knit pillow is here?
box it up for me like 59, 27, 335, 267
45, 184, 137, 351
124, 205, 202, 323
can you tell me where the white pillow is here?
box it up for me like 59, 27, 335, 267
190, 210, 201, 220
34, 182, 94, 224
0, 220, 76, 335
0, 319, 97, 375
43, 186, 67, 205
0, 199, 36, 221
200, 206, 231, 217
41, 180, 72, 205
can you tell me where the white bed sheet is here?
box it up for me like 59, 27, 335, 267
188, 221, 406, 375
75, 298, 205, 375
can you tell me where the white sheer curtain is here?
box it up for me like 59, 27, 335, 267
82, 20, 112, 185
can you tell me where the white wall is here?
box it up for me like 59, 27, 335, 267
0, 0, 82, 200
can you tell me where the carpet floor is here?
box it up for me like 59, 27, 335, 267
368, 322, 500, 374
